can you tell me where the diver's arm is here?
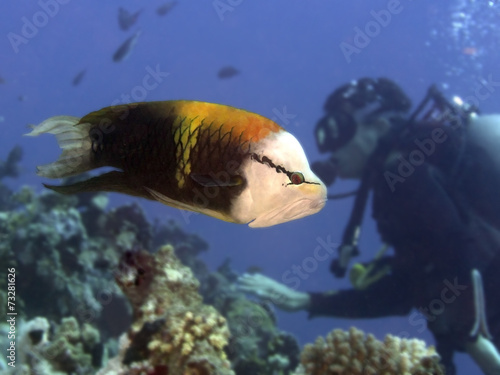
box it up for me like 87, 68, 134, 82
307, 274, 413, 319
238, 272, 413, 317
238, 273, 311, 312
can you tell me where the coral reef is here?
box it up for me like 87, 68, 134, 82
0, 155, 302, 374
0, 178, 204, 335
98, 245, 234, 374
293, 326, 444, 375
198, 258, 300, 375
152, 217, 210, 280
15, 316, 101, 374
0, 146, 23, 211
1, 186, 128, 329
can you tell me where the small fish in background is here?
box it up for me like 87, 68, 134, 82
72, 69, 86, 86
0, 76, 5, 84
26, 101, 327, 227
18, 95, 26, 102
113, 30, 142, 63
118, 7, 142, 31
218, 66, 240, 79
156, 1, 177, 16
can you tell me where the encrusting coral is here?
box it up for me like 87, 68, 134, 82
15, 316, 102, 374
198, 258, 301, 374
97, 245, 234, 375
293, 326, 444, 375
0, 147, 447, 375
0, 155, 298, 374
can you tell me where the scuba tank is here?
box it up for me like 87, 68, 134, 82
468, 114, 500, 169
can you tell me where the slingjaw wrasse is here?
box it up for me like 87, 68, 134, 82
26, 101, 327, 227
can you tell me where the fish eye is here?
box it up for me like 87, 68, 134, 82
290, 172, 305, 185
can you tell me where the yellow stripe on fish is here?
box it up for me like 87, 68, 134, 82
172, 116, 194, 188
25, 100, 326, 227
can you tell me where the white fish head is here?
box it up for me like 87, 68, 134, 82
235, 130, 327, 227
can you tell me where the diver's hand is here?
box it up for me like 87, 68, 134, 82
238, 273, 311, 312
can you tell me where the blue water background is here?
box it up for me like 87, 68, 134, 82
2, 1, 500, 373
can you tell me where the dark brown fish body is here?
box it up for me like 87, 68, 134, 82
84, 103, 248, 214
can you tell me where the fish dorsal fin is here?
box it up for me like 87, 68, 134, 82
78, 105, 133, 127
190, 173, 243, 187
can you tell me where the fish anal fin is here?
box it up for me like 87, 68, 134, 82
144, 187, 195, 211
144, 186, 238, 223
44, 171, 146, 198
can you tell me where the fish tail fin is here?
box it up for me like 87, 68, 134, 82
25, 116, 93, 178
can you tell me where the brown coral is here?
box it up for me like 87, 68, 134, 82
99, 245, 234, 375
293, 326, 444, 375
17, 316, 101, 374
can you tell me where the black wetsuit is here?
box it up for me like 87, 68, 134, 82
307, 125, 500, 374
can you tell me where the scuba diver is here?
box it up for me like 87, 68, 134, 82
239, 78, 500, 375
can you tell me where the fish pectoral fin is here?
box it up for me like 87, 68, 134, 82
190, 173, 243, 187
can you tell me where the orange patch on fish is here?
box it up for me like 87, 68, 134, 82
170, 101, 283, 143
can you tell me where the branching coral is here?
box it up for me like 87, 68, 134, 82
98, 245, 234, 375
293, 326, 444, 375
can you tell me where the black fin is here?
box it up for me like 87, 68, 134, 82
44, 170, 148, 198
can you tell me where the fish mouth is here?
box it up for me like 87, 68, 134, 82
248, 197, 327, 228
280, 197, 327, 220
